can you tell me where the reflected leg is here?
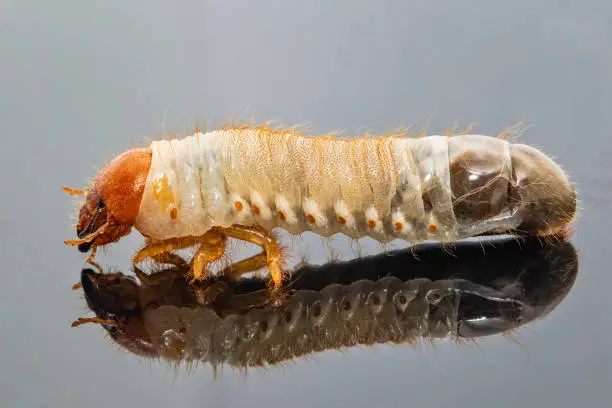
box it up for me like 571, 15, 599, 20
72, 249, 103, 290
193, 281, 233, 306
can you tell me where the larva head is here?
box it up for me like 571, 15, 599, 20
509, 144, 577, 236
69, 148, 152, 252
78, 268, 159, 357
78, 266, 219, 360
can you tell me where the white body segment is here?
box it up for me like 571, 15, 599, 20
134, 128, 524, 243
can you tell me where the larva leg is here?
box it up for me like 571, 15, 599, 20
220, 251, 269, 281
133, 237, 199, 264
190, 236, 227, 284
220, 225, 286, 291
150, 252, 187, 267
133, 232, 227, 284
192, 251, 269, 305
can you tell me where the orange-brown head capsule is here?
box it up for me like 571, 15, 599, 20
69, 148, 152, 252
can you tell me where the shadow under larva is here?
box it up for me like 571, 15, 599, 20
72, 236, 578, 371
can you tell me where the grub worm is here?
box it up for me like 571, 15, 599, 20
65, 124, 577, 289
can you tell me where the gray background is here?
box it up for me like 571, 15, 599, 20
2, 0, 611, 407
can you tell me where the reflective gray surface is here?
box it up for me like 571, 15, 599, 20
2, 1, 610, 407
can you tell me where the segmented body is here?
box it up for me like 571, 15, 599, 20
144, 276, 491, 367
75, 236, 578, 368
135, 127, 545, 244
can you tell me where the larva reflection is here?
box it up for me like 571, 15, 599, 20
72, 237, 578, 370
64, 124, 577, 290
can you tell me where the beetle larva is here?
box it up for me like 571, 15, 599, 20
64, 124, 577, 290
72, 236, 578, 370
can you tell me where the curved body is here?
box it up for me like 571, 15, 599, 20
135, 127, 575, 242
